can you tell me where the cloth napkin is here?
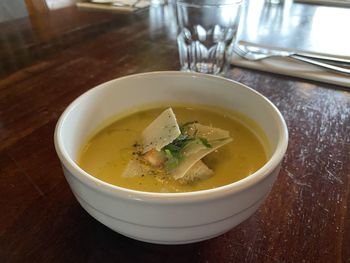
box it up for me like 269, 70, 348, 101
231, 48, 350, 88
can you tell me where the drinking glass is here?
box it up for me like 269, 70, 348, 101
176, 0, 243, 75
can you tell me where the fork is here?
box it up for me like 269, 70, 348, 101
234, 45, 350, 75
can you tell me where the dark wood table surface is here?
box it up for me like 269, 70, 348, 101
1, 4, 349, 263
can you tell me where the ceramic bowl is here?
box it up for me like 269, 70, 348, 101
54, 71, 288, 244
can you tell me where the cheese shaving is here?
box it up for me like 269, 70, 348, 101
142, 108, 181, 153
171, 123, 232, 180
178, 160, 213, 184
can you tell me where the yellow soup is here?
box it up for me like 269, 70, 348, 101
78, 105, 268, 193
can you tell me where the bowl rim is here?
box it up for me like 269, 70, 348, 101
54, 71, 288, 203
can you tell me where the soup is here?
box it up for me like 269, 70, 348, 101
78, 105, 268, 193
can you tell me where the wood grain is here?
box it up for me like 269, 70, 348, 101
0, 4, 349, 263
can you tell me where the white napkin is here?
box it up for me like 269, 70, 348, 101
231, 52, 350, 88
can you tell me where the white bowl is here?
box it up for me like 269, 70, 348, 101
54, 71, 288, 244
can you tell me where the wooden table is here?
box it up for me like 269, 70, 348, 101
1, 4, 349, 263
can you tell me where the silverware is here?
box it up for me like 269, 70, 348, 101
234, 45, 350, 75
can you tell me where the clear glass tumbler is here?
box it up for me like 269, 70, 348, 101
176, 0, 243, 75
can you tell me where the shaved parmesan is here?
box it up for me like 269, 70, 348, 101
172, 137, 231, 180
186, 123, 230, 141
137, 109, 232, 183
121, 159, 152, 178
182, 123, 231, 156
178, 160, 213, 184
142, 108, 181, 153
171, 123, 232, 180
